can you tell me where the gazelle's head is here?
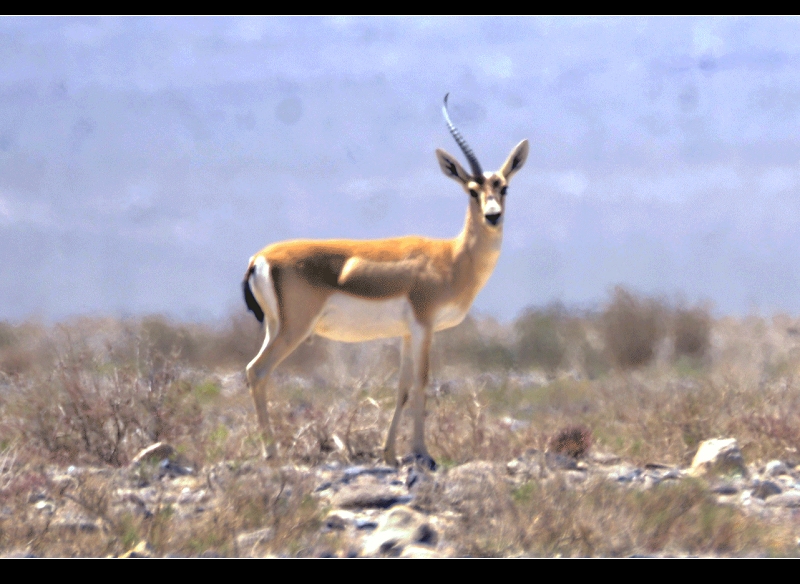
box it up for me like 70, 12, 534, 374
436, 94, 529, 230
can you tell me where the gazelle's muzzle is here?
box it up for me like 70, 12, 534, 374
483, 199, 502, 227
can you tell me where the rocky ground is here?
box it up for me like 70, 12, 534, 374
3, 436, 799, 558
4, 309, 800, 556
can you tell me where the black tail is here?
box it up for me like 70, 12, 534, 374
243, 266, 265, 323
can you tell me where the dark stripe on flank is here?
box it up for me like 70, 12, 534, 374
296, 253, 414, 299
243, 265, 265, 323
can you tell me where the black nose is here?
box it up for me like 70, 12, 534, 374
485, 213, 501, 226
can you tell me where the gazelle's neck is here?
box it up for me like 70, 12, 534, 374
454, 202, 503, 282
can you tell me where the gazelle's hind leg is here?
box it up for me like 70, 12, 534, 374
246, 286, 326, 459
384, 335, 413, 466
409, 320, 436, 470
246, 317, 279, 457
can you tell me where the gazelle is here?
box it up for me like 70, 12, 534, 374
243, 95, 528, 470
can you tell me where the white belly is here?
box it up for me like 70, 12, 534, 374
313, 293, 468, 342
314, 294, 413, 342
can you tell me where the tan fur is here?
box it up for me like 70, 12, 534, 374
245, 139, 529, 468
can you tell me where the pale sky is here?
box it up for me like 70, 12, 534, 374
3, 16, 800, 321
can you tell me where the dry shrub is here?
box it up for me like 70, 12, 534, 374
673, 305, 712, 362
7, 326, 205, 466
196, 312, 262, 370
0, 321, 53, 376
433, 315, 514, 372
514, 304, 567, 373
602, 287, 667, 369
743, 413, 800, 454
548, 425, 592, 459
209, 466, 323, 557
211, 311, 331, 374
140, 316, 200, 364
166, 466, 324, 557
426, 383, 522, 466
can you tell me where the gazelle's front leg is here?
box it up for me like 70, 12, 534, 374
384, 335, 412, 466
409, 320, 436, 470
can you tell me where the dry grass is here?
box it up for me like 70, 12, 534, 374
442, 474, 795, 557
1, 287, 800, 556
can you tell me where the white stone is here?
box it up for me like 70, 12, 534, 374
764, 460, 789, 477
689, 438, 746, 477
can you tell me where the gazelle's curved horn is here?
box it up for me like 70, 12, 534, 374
442, 94, 484, 184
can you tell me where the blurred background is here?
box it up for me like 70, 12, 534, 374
6, 20, 800, 559
2, 16, 800, 322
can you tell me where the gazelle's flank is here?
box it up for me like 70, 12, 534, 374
243, 95, 528, 470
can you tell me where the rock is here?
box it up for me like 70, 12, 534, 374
500, 416, 528, 432
236, 527, 274, 549
545, 452, 579, 470
177, 487, 207, 505
340, 465, 397, 484
355, 517, 379, 530
1, 550, 38, 558
34, 500, 55, 514
333, 484, 412, 510
753, 480, 782, 500
51, 514, 100, 533
506, 456, 543, 480
199, 550, 223, 558
158, 458, 193, 479
49, 473, 77, 491
610, 466, 642, 483
661, 468, 682, 480
317, 550, 338, 558
324, 510, 353, 531
644, 462, 671, 470
406, 466, 423, 489
506, 459, 523, 476
129, 443, 175, 467
399, 544, 445, 558
361, 505, 437, 557
689, 438, 746, 478
590, 451, 621, 465
764, 460, 790, 477
563, 470, 588, 485
118, 541, 154, 558
436, 461, 510, 518
765, 491, 800, 508
711, 483, 740, 495
46, 498, 103, 533
315, 481, 333, 492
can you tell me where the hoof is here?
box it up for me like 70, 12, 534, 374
414, 452, 437, 472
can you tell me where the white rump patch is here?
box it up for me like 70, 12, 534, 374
251, 256, 280, 331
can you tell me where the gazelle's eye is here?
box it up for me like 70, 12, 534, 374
469, 189, 479, 198
501, 186, 508, 196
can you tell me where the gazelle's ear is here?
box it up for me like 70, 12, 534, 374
436, 148, 471, 186
500, 140, 529, 182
